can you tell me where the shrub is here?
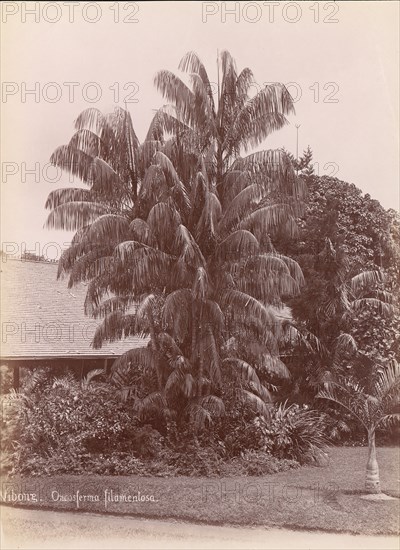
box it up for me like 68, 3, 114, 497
154, 423, 226, 476
214, 398, 267, 458
221, 418, 265, 457
4, 368, 331, 477
261, 402, 330, 464
5, 371, 163, 475
0, 365, 13, 394
18, 452, 147, 476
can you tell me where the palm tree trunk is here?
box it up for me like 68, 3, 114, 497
197, 305, 205, 397
190, 302, 197, 366
365, 428, 380, 494
216, 144, 224, 192
147, 314, 163, 392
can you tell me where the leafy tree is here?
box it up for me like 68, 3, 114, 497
277, 148, 399, 403
282, 238, 394, 404
281, 149, 398, 275
45, 51, 305, 432
285, 146, 314, 176
317, 359, 400, 494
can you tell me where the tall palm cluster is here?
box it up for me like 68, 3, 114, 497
45, 51, 306, 429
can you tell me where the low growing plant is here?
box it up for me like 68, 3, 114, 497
260, 402, 330, 464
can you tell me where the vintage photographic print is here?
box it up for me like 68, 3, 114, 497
0, 1, 399, 548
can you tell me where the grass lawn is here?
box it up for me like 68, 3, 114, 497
1, 447, 399, 536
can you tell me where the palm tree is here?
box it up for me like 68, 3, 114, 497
45, 52, 305, 430
317, 359, 400, 494
149, 51, 296, 189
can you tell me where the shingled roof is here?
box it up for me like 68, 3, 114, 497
0, 259, 146, 360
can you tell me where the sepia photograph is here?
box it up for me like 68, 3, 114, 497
0, 1, 399, 548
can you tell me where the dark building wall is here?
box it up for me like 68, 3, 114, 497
0, 358, 118, 390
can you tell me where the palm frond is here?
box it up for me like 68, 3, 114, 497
74, 107, 105, 133
216, 230, 259, 262
178, 51, 215, 111
223, 357, 261, 385
45, 202, 109, 231
260, 354, 290, 379
157, 332, 183, 361
374, 360, 400, 405
175, 224, 206, 268
135, 294, 160, 335
129, 219, 154, 246
351, 298, 394, 317
350, 270, 384, 294
185, 402, 212, 430
335, 333, 358, 356
219, 183, 267, 233
163, 289, 192, 342
92, 295, 136, 319
86, 214, 129, 243
81, 368, 104, 390
92, 311, 137, 348
239, 389, 271, 419
154, 151, 190, 210
154, 71, 195, 125
202, 299, 224, 331
228, 90, 292, 151
50, 145, 94, 183
114, 241, 174, 284
231, 149, 294, 180
147, 202, 181, 242
317, 383, 371, 430
137, 392, 167, 420
219, 290, 277, 328
89, 158, 125, 196
200, 324, 222, 385
111, 346, 153, 375
200, 394, 225, 418
67, 253, 115, 288
68, 128, 100, 156
45, 188, 92, 210
240, 203, 298, 239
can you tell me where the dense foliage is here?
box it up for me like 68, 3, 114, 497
2, 53, 398, 480
2, 368, 318, 476
276, 149, 398, 406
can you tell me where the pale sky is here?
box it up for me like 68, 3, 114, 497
1, 1, 399, 260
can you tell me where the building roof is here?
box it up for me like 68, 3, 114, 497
0, 259, 146, 360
